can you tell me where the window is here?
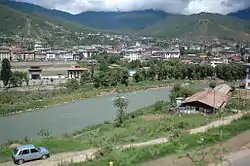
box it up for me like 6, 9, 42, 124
21, 149, 30, 155
30, 149, 39, 153
13, 148, 19, 155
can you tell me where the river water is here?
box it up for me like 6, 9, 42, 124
0, 84, 209, 144
0, 88, 173, 144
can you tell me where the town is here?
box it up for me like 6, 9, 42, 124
0, 33, 249, 83
1, 4, 250, 166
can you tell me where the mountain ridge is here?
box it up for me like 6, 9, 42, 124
229, 7, 250, 20
0, 4, 92, 46
1, 0, 249, 30
138, 13, 250, 41
1, 0, 250, 41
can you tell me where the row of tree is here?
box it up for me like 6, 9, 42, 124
75, 60, 244, 90
133, 62, 244, 83
1, 59, 29, 88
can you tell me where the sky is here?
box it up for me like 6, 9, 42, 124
15, 0, 250, 15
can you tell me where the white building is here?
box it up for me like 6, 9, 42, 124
34, 41, 44, 52
58, 52, 74, 60
46, 53, 56, 60
164, 50, 180, 59
244, 63, 250, 90
210, 58, 223, 67
123, 51, 142, 61
151, 50, 180, 59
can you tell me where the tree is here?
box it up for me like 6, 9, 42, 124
10, 71, 28, 87
66, 79, 80, 91
1, 58, 12, 87
98, 58, 109, 72
120, 69, 129, 86
180, 47, 185, 56
170, 84, 196, 104
113, 96, 129, 127
80, 71, 91, 84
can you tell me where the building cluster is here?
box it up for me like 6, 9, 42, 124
1, 35, 250, 68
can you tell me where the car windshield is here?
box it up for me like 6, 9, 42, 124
13, 148, 19, 155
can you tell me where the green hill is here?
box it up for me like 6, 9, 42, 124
139, 13, 250, 41
0, 5, 91, 39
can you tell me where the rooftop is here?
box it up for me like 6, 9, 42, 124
183, 89, 229, 109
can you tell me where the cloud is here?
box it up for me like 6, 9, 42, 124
15, 0, 250, 15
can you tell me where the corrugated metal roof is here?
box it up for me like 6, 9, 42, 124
183, 89, 229, 109
214, 84, 231, 95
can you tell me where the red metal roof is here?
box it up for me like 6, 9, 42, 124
183, 90, 230, 109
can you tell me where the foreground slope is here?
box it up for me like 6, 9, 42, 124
139, 13, 250, 41
0, 5, 91, 39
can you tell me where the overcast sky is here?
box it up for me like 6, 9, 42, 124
15, 0, 250, 15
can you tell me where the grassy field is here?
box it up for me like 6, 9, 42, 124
0, 101, 230, 163
69, 114, 250, 166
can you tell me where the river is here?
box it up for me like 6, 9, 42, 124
0, 84, 209, 144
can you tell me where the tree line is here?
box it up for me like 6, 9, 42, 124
69, 58, 244, 90
0, 58, 29, 88
133, 61, 244, 83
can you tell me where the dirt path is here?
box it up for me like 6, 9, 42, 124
142, 130, 250, 166
0, 113, 245, 166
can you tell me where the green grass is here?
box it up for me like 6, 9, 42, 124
74, 113, 219, 146
0, 138, 90, 163
77, 61, 89, 68
0, 100, 230, 163
70, 114, 250, 166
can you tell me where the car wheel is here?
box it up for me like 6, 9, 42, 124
18, 159, 24, 165
41, 155, 47, 160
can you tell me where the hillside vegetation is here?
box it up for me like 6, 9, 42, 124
139, 13, 250, 41
0, 5, 91, 39
1, 0, 250, 41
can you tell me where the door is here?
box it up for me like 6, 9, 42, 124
20, 149, 31, 161
30, 148, 41, 160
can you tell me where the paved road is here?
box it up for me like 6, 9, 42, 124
0, 113, 245, 166
209, 149, 250, 166
232, 155, 250, 166
225, 149, 250, 166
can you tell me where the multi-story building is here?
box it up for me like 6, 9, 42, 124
34, 41, 44, 52
244, 61, 250, 90
123, 51, 142, 61
151, 49, 180, 59
164, 50, 180, 59
123, 48, 142, 62
0, 46, 11, 60
46, 52, 56, 60
210, 58, 223, 67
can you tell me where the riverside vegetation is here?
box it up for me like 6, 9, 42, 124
65, 87, 250, 166
0, 84, 247, 163
0, 57, 244, 115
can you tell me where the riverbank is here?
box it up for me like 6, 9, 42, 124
0, 100, 231, 163
0, 79, 223, 116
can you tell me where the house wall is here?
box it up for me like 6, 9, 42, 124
245, 67, 250, 90
181, 101, 215, 113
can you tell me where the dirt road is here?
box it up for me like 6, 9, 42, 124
0, 113, 245, 166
